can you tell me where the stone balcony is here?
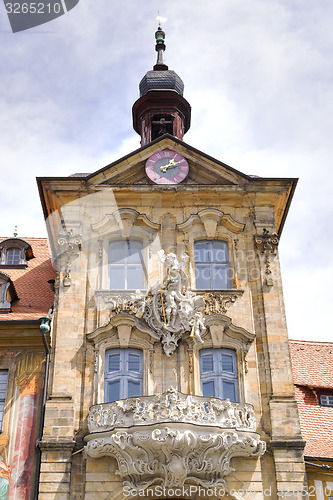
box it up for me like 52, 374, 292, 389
84, 387, 266, 490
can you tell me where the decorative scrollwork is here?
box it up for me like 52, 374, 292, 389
95, 292, 140, 315
199, 290, 244, 315
57, 229, 82, 254
57, 230, 82, 287
85, 388, 266, 490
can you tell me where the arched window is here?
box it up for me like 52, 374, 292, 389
199, 348, 238, 402
194, 240, 230, 289
105, 349, 143, 403
108, 240, 144, 290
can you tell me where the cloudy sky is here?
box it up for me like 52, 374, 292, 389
0, 0, 332, 342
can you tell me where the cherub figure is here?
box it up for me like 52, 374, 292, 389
165, 291, 178, 328
190, 311, 206, 345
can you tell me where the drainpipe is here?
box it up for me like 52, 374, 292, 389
34, 315, 51, 500
305, 461, 331, 471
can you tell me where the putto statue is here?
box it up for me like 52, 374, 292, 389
132, 250, 206, 356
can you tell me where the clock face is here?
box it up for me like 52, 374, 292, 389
145, 149, 189, 185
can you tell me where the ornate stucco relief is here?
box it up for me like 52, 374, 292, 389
85, 388, 266, 490
57, 229, 82, 287
132, 250, 206, 356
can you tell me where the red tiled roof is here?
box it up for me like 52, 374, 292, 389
289, 340, 333, 389
0, 238, 55, 321
289, 340, 333, 459
294, 385, 333, 458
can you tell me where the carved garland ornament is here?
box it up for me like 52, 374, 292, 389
254, 228, 279, 286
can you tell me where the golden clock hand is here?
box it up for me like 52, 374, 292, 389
160, 159, 181, 172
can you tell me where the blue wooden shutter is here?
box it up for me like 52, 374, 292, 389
105, 349, 143, 403
126, 350, 142, 398
199, 349, 238, 402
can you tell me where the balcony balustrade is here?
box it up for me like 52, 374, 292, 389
84, 387, 266, 490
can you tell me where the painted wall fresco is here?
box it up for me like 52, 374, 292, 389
0, 349, 45, 500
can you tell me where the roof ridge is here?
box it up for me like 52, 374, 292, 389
0, 237, 48, 240
289, 339, 333, 346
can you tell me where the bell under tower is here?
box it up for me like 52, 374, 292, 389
132, 25, 191, 146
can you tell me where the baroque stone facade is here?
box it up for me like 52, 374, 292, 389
36, 26, 307, 500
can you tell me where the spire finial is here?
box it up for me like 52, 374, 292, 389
154, 14, 168, 71
13, 226, 18, 238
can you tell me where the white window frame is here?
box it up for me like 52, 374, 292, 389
108, 240, 145, 290
194, 240, 230, 290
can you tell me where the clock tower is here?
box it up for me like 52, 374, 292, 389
132, 25, 191, 145
36, 24, 308, 500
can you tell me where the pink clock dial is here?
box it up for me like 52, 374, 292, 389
145, 149, 189, 184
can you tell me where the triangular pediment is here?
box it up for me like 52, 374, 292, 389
86, 135, 251, 187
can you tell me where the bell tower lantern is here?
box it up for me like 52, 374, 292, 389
132, 25, 191, 146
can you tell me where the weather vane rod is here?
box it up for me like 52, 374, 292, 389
156, 12, 168, 27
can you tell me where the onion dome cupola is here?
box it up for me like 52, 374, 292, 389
132, 25, 191, 146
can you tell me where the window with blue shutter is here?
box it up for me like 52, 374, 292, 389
199, 349, 238, 402
0, 370, 8, 430
105, 349, 143, 403
108, 240, 144, 290
194, 241, 230, 289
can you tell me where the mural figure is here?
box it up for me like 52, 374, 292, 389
0, 455, 10, 500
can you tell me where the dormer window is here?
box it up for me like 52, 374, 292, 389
0, 238, 33, 268
0, 272, 18, 312
320, 395, 333, 407
6, 248, 21, 265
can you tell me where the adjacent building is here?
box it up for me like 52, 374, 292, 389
0, 236, 54, 499
290, 340, 333, 500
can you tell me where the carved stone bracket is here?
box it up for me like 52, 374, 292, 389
57, 230, 82, 287
84, 388, 266, 490
254, 228, 279, 286
86, 427, 265, 490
